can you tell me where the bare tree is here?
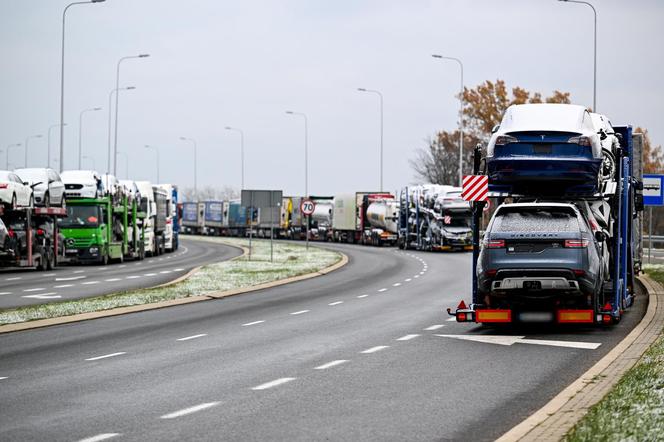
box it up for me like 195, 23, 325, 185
180, 185, 240, 202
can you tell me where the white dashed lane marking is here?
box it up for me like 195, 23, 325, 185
105, 278, 121, 282
177, 334, 207, 341
242, 320, 265, 326
55, 276, 85, 281
160, 271, 172, 274
252, 378, 296, 390
125, 275, 141, 279
144, 273, 157, 277
77, 434, 121, 442
0, 292, 11, 295
290, 310, 309, 315
378, 288, 387, 292
0, 376, 8, 380
357, 294, 369, 298
85, 352, 126, 361
160, 402, 220, 419
328, 301, 343, 306
425, 324, 446, 330
315, 360, 349, 370
81, 281, 99, 285
5, 277, 21, 281
405, 278, 412, 282
361, 346, 389, 354
23, 293, 60, 299
392, 283, 401, 287
23, 287, 45, 292
397, 334, 420, 341
54, 284, 73, 288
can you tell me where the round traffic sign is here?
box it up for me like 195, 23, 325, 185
483, 198, 491, 212
300, 199, 316, 216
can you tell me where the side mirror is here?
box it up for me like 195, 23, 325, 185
594, 231, 605, 243
598, 129, 608, 141
23, 182, 29, 186
491, 124, 500, 134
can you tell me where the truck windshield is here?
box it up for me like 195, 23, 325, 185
446, 217, 471, 228
58, 206, 100, 228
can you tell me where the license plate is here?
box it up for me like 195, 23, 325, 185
523, 281, 542, 290
533, 144, 552, 155
66, 249, 78, 254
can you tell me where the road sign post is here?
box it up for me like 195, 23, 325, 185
643, 174, 664, 263
300, 199, 316, 251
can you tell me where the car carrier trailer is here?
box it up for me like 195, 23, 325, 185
449, 126, 643, 325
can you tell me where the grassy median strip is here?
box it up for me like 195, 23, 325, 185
565, 264, 664, 441
0, 237, 341, 326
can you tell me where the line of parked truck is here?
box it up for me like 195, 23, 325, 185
0, 166, 179, 270
179, 187, 474, 251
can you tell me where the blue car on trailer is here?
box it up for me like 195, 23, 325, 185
487, 104, 604, 194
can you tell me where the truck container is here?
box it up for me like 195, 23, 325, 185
157, 184, 179, 252
227, 200, 247, 236
181, 201, 205, 235
332, 192, 397, 246
204, 201, 224, 235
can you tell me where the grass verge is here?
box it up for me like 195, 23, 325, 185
565, 265, 664, 441
0, 237, 341, 326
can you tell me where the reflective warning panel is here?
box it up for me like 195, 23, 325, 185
462, 175, 489, 202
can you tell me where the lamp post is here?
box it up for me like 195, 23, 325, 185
82, 155, 95, 170
6, 143, 20, 170
59, 0, 106, 174
432, 54, 465, 186
48, 123, 66, 169
224, 126, 245, 190
107, 86, 135, 173
179, 137, 198, 197
117, 151, 129, 179
357, 88, 384, 191
79, 107, 101, 169
559, 0, 597, 111
113, 54, 149, 175
24, 134, 43, 168
285, 110, 309, 249
144, 144, 160, 183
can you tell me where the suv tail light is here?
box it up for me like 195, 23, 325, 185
494, 135, 518, 146
568, 135, 592, 147
564, 239, 589, 248
486, 239, 505, 248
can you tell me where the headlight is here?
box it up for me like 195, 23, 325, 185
89, 247, 99, 253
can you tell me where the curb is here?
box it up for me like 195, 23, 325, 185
497, 275, 664, 441
0, 243, 347, 335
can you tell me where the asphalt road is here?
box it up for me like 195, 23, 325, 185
0, 242, 646, 441
0, 238, 242, 309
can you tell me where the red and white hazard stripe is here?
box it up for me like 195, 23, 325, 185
461, 175, 489, 201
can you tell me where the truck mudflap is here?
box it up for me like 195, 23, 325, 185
446, 300, 612, 324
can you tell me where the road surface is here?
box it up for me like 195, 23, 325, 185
0, 243, 646, 441
0, 238, 242, 309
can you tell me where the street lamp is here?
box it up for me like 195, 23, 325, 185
107, 86, 135, 173
48, 123, 66, 169
357, 88, 384, 191
79, 107, 102, 169
559, 0, 597, 111
24, 134, 43, 168
285, 111, 309, 197
117, 151, 129, 179
144, 144, 160, 183
82, 155, 95, 170
432, 54, 465, 186
179, 137, 198, 197
59, 0, 106, 174
224, 126, 245, 190
5, 143, 21, 170
113, 54, 149, 175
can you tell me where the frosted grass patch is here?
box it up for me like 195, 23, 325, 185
0, 237, 341, 325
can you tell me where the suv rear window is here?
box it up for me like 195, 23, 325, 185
492, 207, 580, 233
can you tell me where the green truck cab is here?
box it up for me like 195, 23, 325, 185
58, 196, 146, 264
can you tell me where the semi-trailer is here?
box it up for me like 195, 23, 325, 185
449, 107, 643, 325
203, 201, 224, 236
181, 201, 204, 235
0, 206, 66, 270
158, 184, 179, 252
332, 192, 398, 246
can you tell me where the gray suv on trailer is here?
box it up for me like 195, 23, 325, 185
477, 202, 604, 309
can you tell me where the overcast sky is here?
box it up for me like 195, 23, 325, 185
1, 0, 662, 196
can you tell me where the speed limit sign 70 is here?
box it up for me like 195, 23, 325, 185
300, 199, 316, 216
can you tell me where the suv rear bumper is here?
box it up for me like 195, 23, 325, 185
492, 276, 580, 292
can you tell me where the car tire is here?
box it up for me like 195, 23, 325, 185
11, 194, 17, 211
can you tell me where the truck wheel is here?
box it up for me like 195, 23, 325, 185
46, 250, 55, 270
36, 255, 45, 271
101, 253, 108, 266
43, 192, 50, 208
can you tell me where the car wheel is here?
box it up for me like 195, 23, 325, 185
43, 192, 50, 208
11, 194, 17, 211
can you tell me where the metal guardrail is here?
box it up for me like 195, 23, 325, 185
646, 235, 664, 243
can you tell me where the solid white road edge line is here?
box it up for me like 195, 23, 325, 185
252, 377, 296, 390
361, 345, 389, 354
315, 360, 349, 370
160, 402, 220, 419
290, 310, 310, 315
242, 320, 265, 326
77, 433, 121, 442
85, 352, 126, 361
177, 334, 207, 341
